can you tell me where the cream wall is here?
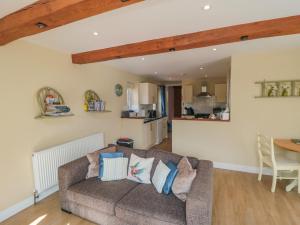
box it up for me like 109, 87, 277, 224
173, 48, 300, 166
0, 41, 142, 210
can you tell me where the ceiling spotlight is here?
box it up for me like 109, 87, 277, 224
212, 48, 217, 51
93, 32, 99, 36
203, 4, 211, 10
35, 22, 47, 29
141, 57, 145, 61
200, 67, 204, 70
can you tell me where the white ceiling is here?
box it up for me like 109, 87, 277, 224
1, 0, 300, 80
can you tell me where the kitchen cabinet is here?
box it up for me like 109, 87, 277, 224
121, 117, 167, 149
162, 117, 168, 139
215, 83, 227, 103
144, 121, 157, 148
139, 83, 158, 104
182, 85, 193, 104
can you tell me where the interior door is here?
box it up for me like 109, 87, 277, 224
173, 86, 182, 117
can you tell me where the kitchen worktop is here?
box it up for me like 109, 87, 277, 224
121, 116, 168, 123
173, 117, 230, 122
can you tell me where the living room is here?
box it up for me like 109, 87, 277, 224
1, 1, 300, 225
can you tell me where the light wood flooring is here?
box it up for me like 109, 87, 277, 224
151, 133, 172, 152
2, 169, 299, 225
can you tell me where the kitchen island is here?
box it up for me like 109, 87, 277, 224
121, 116, 168, 149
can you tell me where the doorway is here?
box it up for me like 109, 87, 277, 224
167, 85, 182, 131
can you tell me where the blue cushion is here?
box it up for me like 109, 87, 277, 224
99, 152, 124, 178
163, 161, 178, 195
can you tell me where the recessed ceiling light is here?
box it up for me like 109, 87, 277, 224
203, 4, 211, 10
212, 48, 217, 51
141, 57, 145, 61
93, 32, 99, 36
200, 67, 204, 70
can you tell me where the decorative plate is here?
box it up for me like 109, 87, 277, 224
115, 84, 123, 97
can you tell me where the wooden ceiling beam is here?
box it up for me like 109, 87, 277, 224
0, 0, 144, 45
72, 15, 300, 64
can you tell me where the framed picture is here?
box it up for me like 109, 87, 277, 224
278, 81, 292, 97
264, 82, 278, 97
294, 81, 300, 96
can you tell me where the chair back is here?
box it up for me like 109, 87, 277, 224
257, 133, 276, 167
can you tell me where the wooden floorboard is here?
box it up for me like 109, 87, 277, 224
2, 169, 299, 225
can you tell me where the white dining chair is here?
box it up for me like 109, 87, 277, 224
257, 133, 300, 193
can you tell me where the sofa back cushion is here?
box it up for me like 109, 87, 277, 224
146, 149, 198, 179
86, 146, 117, 179
117, 146, 147, 159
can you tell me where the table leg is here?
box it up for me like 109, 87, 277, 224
286, 180, 297, 192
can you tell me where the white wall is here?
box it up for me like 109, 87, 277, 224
0, 41, 142, 211
173, 48, 300, 167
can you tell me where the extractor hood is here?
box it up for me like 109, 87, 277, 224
197, 81, 212, 97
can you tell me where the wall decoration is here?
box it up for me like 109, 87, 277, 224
84, 90, 111, 112
36, 87, 73, 118
255, 80, 300, 98
115, 84, 123, 97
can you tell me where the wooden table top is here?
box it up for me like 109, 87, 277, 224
274, 139, 300, 153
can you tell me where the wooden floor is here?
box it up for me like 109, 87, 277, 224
2, 169, 300, 225
151, 133, 172, 152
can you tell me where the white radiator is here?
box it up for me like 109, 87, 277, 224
32, 133, 104, 196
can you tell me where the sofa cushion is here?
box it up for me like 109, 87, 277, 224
67, 178, 138, 215
147, 149, 199, 178
117, 146, 147, 158
116, 184, 186, 225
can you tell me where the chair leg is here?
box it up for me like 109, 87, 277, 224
258, 160, 263, 181
298, 170, 300, 194
271, 170, 277, 193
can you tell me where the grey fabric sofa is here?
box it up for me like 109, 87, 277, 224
58, 147, 213, 225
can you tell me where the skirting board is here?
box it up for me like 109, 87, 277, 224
0, 162, 272, 223
0, 185, 58, 223
213, 161, 273, 176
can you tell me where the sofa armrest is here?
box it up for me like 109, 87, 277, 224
186, 160, 213, 225
58, 156, 89, 211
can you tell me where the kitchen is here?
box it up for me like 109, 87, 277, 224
120, 82, 168, 149
179, 75, 230, 121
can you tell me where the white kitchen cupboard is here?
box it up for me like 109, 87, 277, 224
162, 117, 168, 139
215, 83, 227, 103
182, 85, 193, 104
121, 117, 167, 149
138, 83, 158, 104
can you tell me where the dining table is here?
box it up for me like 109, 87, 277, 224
274, 139, 300, 192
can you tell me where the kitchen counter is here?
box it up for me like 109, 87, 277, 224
173, 117, 230, 122
121, 116, 168, 123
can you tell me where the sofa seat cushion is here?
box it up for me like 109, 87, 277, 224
116, 184, 186, 225
67, 178, 138, 215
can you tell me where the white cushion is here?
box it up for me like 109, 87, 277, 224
127, 153, 154, 184
101, 157, 128, 181
152, 160, 171, 193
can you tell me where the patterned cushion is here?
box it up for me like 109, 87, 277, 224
101, 157, 128, 181
152, 160, 171, 193
172, 157, 196, 201
127, 154, 154, 184
86, 146, 117, 179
